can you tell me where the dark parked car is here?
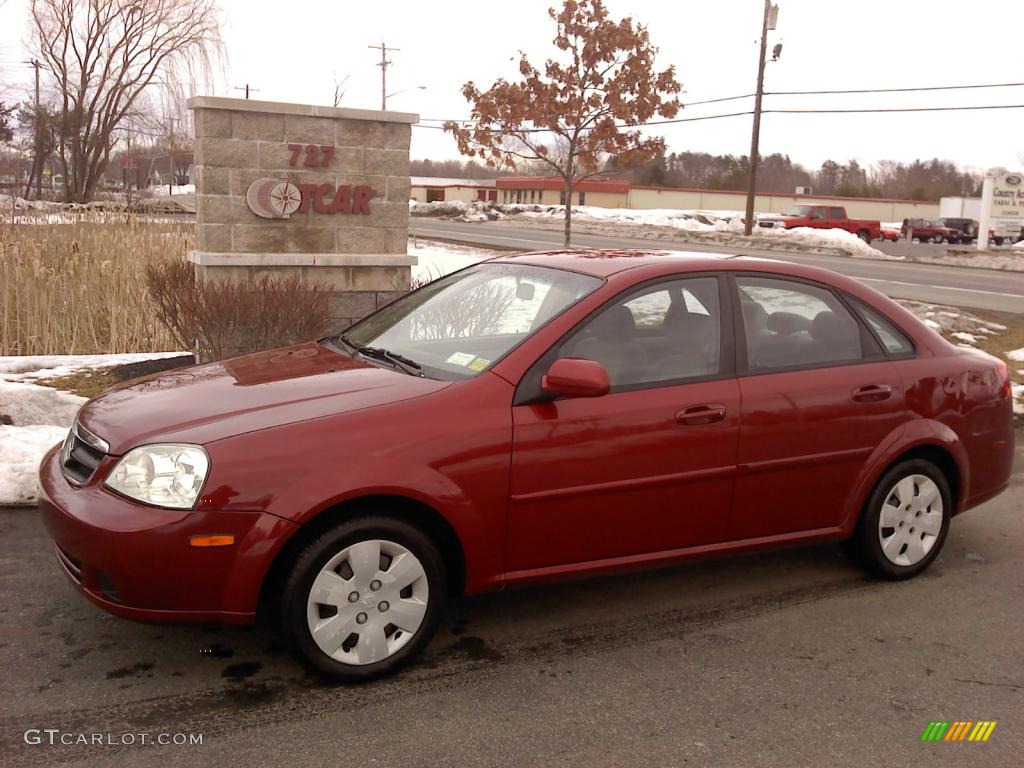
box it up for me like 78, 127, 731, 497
939, 217, 979, 242
40, 250, 1016, 681
902, 218, 961, 244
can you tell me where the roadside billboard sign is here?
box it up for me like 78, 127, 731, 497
991, 172, 1023, 222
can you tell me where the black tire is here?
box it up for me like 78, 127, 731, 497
280, 515, 447, 682
857, 229, 871, 244
848, 459, 952, 580
993, 237, 1004, 246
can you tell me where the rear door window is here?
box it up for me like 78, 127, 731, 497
736, 276, 872, 372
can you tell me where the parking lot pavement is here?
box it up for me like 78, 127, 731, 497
2, 435, 1021, 768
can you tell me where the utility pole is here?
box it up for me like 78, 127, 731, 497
369, 41, 399, 110
23, 58, 42, 200
167, 116, 179, 196
233, 84, 260, 100
743, 2, 778, 236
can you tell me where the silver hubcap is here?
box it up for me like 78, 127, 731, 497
878, 474, 943, 566
306, 539, 428, 665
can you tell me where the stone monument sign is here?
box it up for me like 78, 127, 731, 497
186, 96, 417, 332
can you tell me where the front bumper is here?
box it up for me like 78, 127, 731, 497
38, 445, 297, 625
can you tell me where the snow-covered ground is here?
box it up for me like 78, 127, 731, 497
0, 352, 184, 506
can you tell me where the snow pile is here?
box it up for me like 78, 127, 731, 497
1007, 347, 1024, 362
409, 200, 473, 217
0, 380, 85, 427
755, 226, 896, 260
0, 425, 71, 505
0, 351, 185, 506
0, 380, 85, 506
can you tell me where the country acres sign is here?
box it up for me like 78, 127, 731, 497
246, 178, 375, 219
991, 172, 1023, 221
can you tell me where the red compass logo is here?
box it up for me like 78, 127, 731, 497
246, 178, 303, 219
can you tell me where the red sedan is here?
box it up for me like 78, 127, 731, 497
39, 250, 1015, 681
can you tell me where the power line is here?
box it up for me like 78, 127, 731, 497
413, 101, 1024, 133
767, 81, 1024, 96
765, 104, 1024, 114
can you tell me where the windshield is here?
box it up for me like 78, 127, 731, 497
784, 205, 812, 216
336, 262, 603, 379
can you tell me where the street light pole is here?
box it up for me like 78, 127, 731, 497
744, 1, 775, 236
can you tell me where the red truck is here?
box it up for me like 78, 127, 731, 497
758, 205, 881, 243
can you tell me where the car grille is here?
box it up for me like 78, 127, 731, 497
59, 421, 109, 486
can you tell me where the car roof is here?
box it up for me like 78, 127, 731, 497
490, 249, 749, 277
487, 248, 893, 303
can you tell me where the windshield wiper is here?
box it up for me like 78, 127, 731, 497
336, 336, 422, 376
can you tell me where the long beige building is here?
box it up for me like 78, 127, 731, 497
410, 175, 940, 221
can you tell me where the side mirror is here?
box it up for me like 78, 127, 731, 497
541, 358, 610, 399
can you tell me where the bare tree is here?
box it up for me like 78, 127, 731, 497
332, 72, 350, 107
30, 0, 222, 203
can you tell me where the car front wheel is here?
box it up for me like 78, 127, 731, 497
850, 459, 951, 580
281, 515, 446, 682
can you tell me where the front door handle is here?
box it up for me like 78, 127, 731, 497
675, 403, 726, 426
852, 384, 892, 403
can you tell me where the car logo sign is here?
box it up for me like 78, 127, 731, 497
1004, 174, 1022, 186
246, 178, 302, 219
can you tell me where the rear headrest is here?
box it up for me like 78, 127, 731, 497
810, 310, 854, 344
740, 299, 768, 331
767, 311, 811, 335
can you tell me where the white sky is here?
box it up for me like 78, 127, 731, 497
1, 0, 1022, 173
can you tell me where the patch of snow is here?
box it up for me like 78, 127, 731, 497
0, 352, 185, 382
0, 380, 85, 427
0, 425, 68, 505
0, 379, 84, 506
951, 332, 980, 344
1007, 347, 1024, 362
1013, 383, 1024, 415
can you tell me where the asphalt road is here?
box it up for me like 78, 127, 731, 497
1, 433, 1022, 768
410, 218, 1024, 314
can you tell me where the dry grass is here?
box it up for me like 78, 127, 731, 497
0, 217, 189, 355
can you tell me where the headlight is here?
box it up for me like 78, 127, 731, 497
104, 444, 210, 509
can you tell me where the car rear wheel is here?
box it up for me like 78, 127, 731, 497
857, 229, 871, 243
280, 516, 446, 682
850, 459, 951, 580
931, 235, 944, 244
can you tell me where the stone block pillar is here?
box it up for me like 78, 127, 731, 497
186, 96, 417, 332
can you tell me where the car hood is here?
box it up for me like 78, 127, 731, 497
77, 342, 451, 454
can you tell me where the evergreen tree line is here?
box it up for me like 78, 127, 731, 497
616, 152, 982, 201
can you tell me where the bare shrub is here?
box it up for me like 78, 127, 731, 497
145, 259, 334, 361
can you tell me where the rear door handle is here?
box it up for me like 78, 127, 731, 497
852, 384, 892, 403
675, 403, 726, 426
